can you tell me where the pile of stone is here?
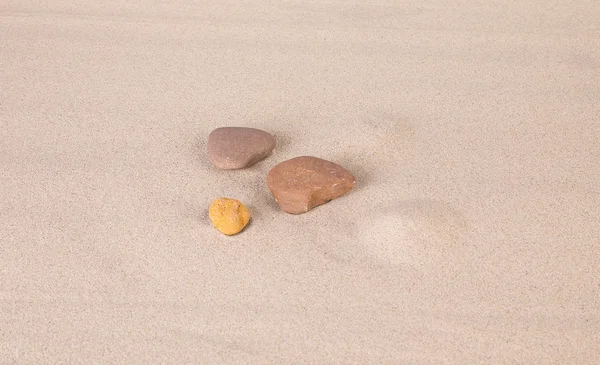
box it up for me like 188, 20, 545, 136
207, 127, 355, 235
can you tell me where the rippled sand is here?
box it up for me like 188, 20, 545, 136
2, 0, 599, 363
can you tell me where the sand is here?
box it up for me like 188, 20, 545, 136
1, 0, 599, 363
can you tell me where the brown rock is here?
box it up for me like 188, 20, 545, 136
266, 156, 356, 214
208, 127, 276, 169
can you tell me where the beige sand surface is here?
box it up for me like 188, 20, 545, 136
1, 0, 599, 363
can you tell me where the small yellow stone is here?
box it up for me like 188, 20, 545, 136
209, 198, 251, 235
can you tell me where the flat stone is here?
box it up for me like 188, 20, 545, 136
208, 127, 276, 169
266, 156, 356, 214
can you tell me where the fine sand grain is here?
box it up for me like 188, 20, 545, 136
1, 0, 599, 363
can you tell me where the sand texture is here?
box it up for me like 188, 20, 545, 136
1, 0, 599, 363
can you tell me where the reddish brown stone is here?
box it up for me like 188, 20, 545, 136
266, 156, 356, 214
208, 127, 276, 170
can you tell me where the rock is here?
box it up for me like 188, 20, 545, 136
266, 156, 356, 214
208, 127, 276, 169
209, 198, 251, 235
